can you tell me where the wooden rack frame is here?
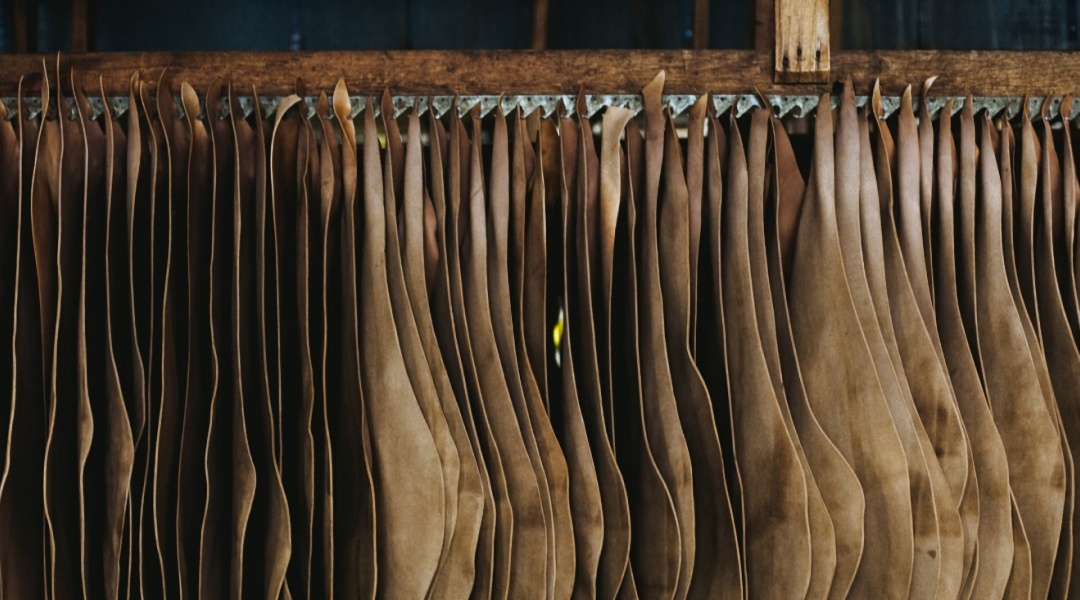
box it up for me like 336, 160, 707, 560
4, 0, 1073, 103
0, 50, 1074, 99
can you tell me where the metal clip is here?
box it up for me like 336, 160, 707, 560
2, 93, 1077, 123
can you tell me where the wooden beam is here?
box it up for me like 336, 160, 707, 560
775, 0, 830, 82
0, 50, 1074, 98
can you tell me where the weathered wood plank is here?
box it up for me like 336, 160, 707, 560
0, 50, 1075, 97
775, 0, 830, 82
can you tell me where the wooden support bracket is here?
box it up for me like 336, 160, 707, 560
775, 0, 830, 83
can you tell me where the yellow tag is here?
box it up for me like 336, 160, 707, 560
552, 306, 564, 367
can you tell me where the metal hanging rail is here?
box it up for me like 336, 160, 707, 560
3, 93, 1076, 122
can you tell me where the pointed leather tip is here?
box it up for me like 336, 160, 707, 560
691, 93, 708, 117
317, 91, 330, 118
180, 81, 198, 115
275, 94, 301, 123
901, 85, 914, 114
365, 95, 377, 123
752, 85, 770, 111
381, 88, 395, 122
922, 76, 937, 97
842, 77, 856, 112
643, 71, 665, 99
205, 78, 224, 120
449, 93, 459, 116
1041, 92, 1055, 120
871, 79, 883, 118
333, 79, 351, 121
817, 92, 830, 115
575, 87, 587, 117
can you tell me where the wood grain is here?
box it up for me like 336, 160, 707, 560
775, 0, 830, 82
0, 50, 1075, 97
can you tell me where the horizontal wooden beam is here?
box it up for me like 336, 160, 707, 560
0, 50, 1074, 98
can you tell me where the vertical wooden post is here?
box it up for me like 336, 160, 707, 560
774, 0, 829, 83
754, 0, 774, 51
71, 0, 89, 52
12, 0, 32, 52
830, 0, 843, 50
692, 0, 710, 49
532, 0, 549, 50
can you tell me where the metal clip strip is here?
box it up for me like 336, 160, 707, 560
5, 94, 1076, 123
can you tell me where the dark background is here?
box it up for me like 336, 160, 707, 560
1, 0, 1078, 53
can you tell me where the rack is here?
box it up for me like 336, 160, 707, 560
1, 51, 1077, 123
3, 0, 1074, 124
0, 50, 1075, 97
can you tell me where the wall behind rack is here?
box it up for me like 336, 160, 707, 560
1, 0, 719, 52
2, 0, 1078, 55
